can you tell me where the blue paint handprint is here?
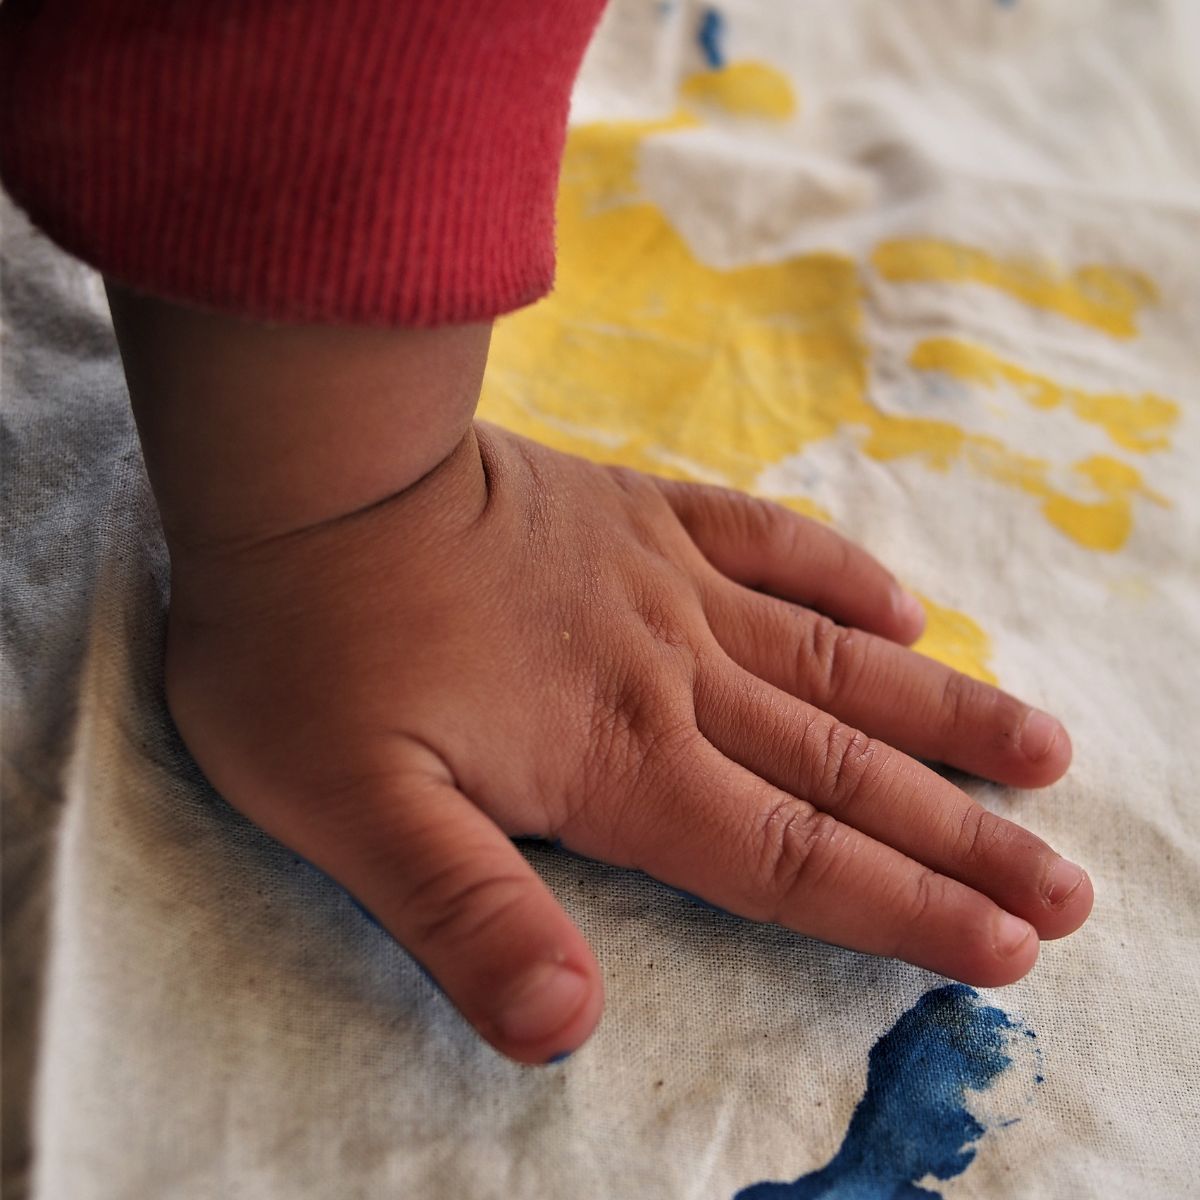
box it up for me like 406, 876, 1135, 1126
736, 985, 1037, 1199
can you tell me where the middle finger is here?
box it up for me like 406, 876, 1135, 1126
693, 661, 1093, 941
704, 582, 1072, 788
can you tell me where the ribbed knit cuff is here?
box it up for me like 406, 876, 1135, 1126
0, 0, 606, 327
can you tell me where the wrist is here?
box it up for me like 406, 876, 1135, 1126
106, 282, 492, 554
163, 424, 492, 629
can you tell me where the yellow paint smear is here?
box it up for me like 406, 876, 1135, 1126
873, 239, 1158, 338
911, 337, 1179, 453
1040, 455, 1167, 552
481, 88, 863, 492
680, 61, 797, 119
480, 60, 1162, 559
911, 594, 997, 685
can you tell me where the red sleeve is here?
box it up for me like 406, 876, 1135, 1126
0, 0, 606, 327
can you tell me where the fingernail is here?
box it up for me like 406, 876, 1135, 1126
495, 964, 588, 1045
1020, 710, 1061, 762
995, 911, 1035, 958
894, 588, 926, 632
1045, 858, 1086, 906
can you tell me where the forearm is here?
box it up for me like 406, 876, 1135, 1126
6, 0, 603, 573
107, 283, 491, 555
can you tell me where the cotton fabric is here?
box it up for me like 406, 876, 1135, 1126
3, 2, 1199, 1197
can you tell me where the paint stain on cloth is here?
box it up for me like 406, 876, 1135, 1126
479, 59, 1169, 555
911, 594, 997, 684
734, 985, 1036, 1199
682, 59, 797, 119
911, 337, 1179, 454
873, 238, 1158, 339
698, 7, 726, 69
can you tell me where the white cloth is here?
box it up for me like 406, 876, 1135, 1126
3, 2, 1198, 1197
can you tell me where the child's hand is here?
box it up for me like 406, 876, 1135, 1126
165, 422, 1091, 1065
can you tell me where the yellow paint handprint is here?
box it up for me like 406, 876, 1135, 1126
479, 58, 1177, 677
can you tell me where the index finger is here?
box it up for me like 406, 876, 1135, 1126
657, 480, 926, 645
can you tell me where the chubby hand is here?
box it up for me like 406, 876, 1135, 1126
165, 422, 1091, 1064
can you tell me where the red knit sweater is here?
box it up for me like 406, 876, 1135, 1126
0, 0, 606, 327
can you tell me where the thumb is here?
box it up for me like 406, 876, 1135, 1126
303, 746, 603, 1065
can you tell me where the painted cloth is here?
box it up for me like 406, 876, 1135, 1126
4, 1, 1199, 1197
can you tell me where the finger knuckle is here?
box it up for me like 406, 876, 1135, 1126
405, 865, 531, 949
891, 868, 942, 953
630, 579, 695, 652
694, 488, 782, 559
953, 804, 996, 866
803, 615, 862, 701
817, 720, 878, 810
939, 673, 1028, 757
938, 669, 980, 729
743, 495, 795, 557
594, 667, 659, 751
991, 694, 1032, 756
741, 492, 781, 531
587, 662, 695, 788
756, 799, 843, 918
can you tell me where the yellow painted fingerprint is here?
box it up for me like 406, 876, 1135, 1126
873, 239, 1157, 338
1040, 455, 1168, 552
911, 337, 1178, 453
480, 61, 1164, 554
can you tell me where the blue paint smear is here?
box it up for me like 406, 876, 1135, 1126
735, 985, 1024, 1199
346, 894, 444, 992
349, 894, 384, 930
666, 884, 737, 918
698, 7, 726, 69
292, 856, 446, 992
